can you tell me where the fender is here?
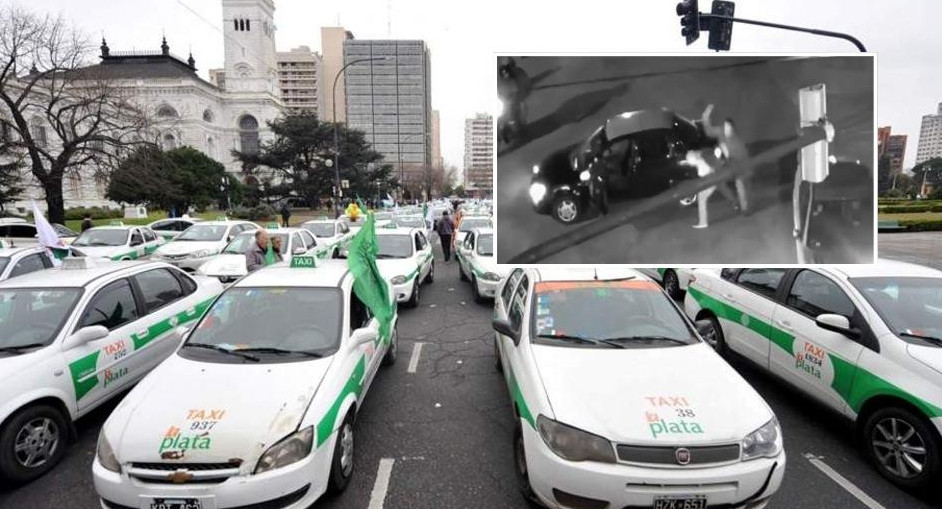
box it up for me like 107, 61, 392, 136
0, 387, 76, 427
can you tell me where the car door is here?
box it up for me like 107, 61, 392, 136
66, 278, 145, 411
128, 228, 146, 259
350, 287, 383, 395
501, 271, 539, 427
6, 252, 52, 280
413, 231, 431, 282
719, 268, 788, 368
495, 269, 524, 376
461, 232, 476, 279
769, 269, 867, 413
141, 228, 162, 254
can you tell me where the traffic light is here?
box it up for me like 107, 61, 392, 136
708, 1, 735, 51
676, 0, 700, 45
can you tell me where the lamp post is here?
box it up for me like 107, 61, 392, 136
332, 56, 391, 218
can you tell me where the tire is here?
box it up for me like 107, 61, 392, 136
862, 406, 941, 489
663, 270, 683, 300
425, 261, 435, 284
327, 410, 356, 494
551, 194, 581, 225
406, 281, 420, 308
471, 276, 486, 304
513, 425, 540, 505
382, 326, 398, 367
494, 338, 503, 373
703, 314, 728, 357
0, 404, 69, 484
679, 194, 698, 207
459, 262, 469, 282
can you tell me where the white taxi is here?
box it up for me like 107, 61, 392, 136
299, 218, 352, 259
685, 261, 942, 489
0, 257, 222, 482
153, 220, 258, 272
93, 259, 398, 509
375, 225, 434, 308
71, 224, 165, 261
196, 227, 330, 283
0, 246, 56, 281
454, 215, 492, 245
147, 218, 204, 241
455, 227, 504, 303
493, 267, 784, 509
641, 268, 697, 300
393, 214, 431, 242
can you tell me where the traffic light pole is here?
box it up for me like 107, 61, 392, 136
699, 14, 867, 52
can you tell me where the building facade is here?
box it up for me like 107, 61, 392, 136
320, 27, 355, 123
342, 39, 432, 195
431, 109, 442, 169
877, 126, 890, 158
885, 134, 907, 176
276, 46, 322, 116
916, 103, 942, 164
463, 113, 493, 196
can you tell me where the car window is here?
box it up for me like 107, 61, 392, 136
417, 232, 428, 250
9, 253, 49, 278
175, 221, 193, 231
477, 234, 493, 256
302, 230, 317, 249
175, 269, 198, 296
376, 235, 413, 258
349, 291, 373, 333
291, 232, 305, 253
151, 221, 171, 230
787, 270, 856, 319
134, 268, 185, 313
79, 279, 139, 330
720, 268, 739, 281
0, 289, 82, 349
635, 129, 671, 161
9, 225, 36, 238
464, 232, 475, 250
130, 231, 144, 246
736, 268, 786, 299
142, 228, 157, 242
501, 269, 523, 310
515, 274, 530, 302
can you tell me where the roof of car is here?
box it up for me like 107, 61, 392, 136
235, 227, 308, 236
0, 246, 43, 257
189, 220, 254, 227
0, 259, 157, 288
87, 225, 137, 231
831, 259, 942, 279
375, 226, 421, 236
234, 260, 350, 288
604, 108, 688, 140
533, 267, 649, 283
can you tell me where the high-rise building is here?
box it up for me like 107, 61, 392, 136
916, 103, 942, 164
464, 113, 493, 196
343, 39, 432, 195
321, 27, 355, 122
431, 109, 442, 169
877, 126, 891, 158
276, 46, 321, 115
886, 134, 907, 176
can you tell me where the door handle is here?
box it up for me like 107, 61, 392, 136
776, 320, 793, 332
721, 293, 737, 303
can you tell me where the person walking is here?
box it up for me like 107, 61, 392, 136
436, 210, 455, 262
246, 230, 271, 272
80, 214, 94, 232
280, 201, 292, 227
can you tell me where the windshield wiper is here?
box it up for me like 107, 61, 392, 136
234, 347, 324, 358
0, 342, 46, 354
376, 254, 401, 259
602, 335, 693, 345
536, 333, 627, 348
899, 331, 942, 347
184, 342, 260, 361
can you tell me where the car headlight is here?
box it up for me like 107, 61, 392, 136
532, 165, 540, 175
537, 415, 616, 463
482, 272, 501, 282
97, 431, 121, 473
529, 182, 547, 204
254, 426, 314, 474
391, 275, 407, 285
579, 170, 590, 181
742, 417, 781, 461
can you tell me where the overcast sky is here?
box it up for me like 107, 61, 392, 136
24, 0, 941, 172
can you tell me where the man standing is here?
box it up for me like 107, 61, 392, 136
280, 201, 292, 227
80, 214, 94, 232
246, 229, 271, 272
436, 210, 455, 262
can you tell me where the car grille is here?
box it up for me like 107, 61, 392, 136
130, 461, 238, 471
127, 461, 242, 484
160, 253, 190, 261
616, 443, 740, 465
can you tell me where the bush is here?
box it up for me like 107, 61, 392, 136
64, 206, 123, 221
228, 204, 275, 221
897, 218, 942, 232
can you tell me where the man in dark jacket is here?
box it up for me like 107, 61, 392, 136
80, 215, 94, 232
280, 202, 292, 227
436, 210, 455, 262
246, 230, 270, 272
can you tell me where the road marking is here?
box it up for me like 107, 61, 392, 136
407, 342, 424, 373
368, 458, 395, 509
803, 453, 887, 509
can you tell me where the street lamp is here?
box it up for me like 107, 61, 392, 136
332, 56, 392, 218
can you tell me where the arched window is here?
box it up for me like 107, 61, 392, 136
163, 133, 177, 150
202, 109, 214, 123
156, 105, 178, 118
206, 137, 216, 159
238, 115, 259, 155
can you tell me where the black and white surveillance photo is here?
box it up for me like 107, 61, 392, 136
496, 55, 875, 264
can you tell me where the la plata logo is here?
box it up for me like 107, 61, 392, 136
159, 426, 211, 455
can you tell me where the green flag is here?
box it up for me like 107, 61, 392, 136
347, 213, 395, 344
264, 241, 276, 265
357, 196, 367, 212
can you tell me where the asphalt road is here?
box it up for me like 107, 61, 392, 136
878, 231, 942, 270
1, 245, 939, 508
496, 56, 874, 264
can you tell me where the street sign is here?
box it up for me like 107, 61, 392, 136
341, 179, 350, 189
708, 1, 735, 51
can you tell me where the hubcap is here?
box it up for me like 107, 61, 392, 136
556, 200, 577, 222
679, 194, 697, 206
339, 423, 354, 477
872, 417, 926, 479
702, 322, 719, 348
14, 417, 60, 469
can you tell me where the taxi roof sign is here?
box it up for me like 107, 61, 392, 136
108, 220, 124, 226
266, 222, 279, 229
382, 222, 398, 229
62, 256, 111, 270
290, 255, 318, 268
215, 215, 228, 221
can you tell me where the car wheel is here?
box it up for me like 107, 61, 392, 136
863, 406, 941, 489
514, 425, 540, 505
494, 338, 503, 373
551, 194, 580, 224
459, 262, 469, 282
425, 261, 435, 284
0, 404, 69, 483
382, 326, 399, 367
663, 270, 683, 300
327, 410, 356, 494
703, 315, 728, 357
679, 194, 698, 207
407, 282, 420, 308
471, 276, 486, 304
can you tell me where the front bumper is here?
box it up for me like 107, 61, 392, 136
475, 277, 500, 299
393, 279, 416, 303
155, 255, 213, 272
523, 425, 784, 509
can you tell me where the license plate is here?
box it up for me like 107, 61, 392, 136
149, 498, 202, 509
653, 496, 707, 509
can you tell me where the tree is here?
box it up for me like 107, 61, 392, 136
108, 146, 225, 212
0, 5, 151, 223
877, 154, 891, 195
911, 157, 942, 196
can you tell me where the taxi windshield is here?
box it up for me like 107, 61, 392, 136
459, 218, 491, 232
223, 233, 255, 254
395, 217, 425, 229
73, 229, 128, 247
304, 223, 335, 237
530, 280, 697, 348
0, 288, 82, 353
374, 212, 394, 221
851, 277, 942, 346
376, 235, 413, 259
177, 225, 228, 242
183, 287, 343, 361
477, 234, 494, 256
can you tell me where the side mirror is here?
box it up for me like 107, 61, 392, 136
815, 313, 860, 339
292, 246, 306, 256
492, 318, 519, 345
350, 327, 378, 348
174, 325, 192, 341
63, 325, 109, 350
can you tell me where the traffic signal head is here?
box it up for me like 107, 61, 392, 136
676, 0, 700, 45
708, 1, 735, 51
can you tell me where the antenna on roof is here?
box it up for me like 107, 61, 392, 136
594, 267, 599, 280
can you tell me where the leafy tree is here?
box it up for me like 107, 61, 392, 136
911, 157, 942, 196
108, 146, 225, 212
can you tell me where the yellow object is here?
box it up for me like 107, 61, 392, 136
346, 203, 361, 222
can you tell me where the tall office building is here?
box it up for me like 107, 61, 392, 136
877, 126, 891, 157
464, 113, 493, 196
431, 109, 442, 169
916, 103, 942, 164
886, 134, 907, 176
343, 39, 432, 195
276, 46, 322, 115
321, 27, 355, 123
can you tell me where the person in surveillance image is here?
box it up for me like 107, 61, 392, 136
497, 55, 875, 264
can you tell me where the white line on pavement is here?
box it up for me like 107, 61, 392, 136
803, 453, 888, 509
407, 342, 424, 373
368, 458, 395, 509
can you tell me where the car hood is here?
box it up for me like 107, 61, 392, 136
377, 258, 418, 280
107, 354, 331, 467
72, 245, 124, 258
906, 343, 942, 376
158, 241, 222, 256
197, 254, 247, 277
531, 343, 772, 445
